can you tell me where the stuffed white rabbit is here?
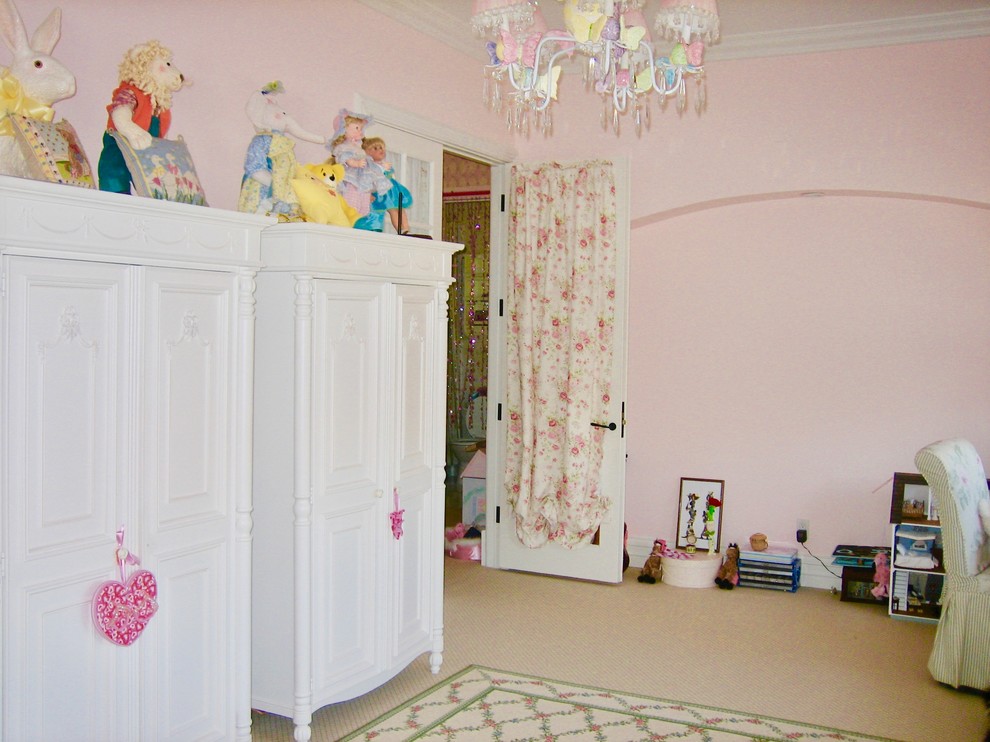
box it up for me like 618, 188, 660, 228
0, 0, 76, 178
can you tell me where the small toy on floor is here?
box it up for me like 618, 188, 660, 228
637, 538, 684, 583
870, 550, 889, 599
715, 543, 740, 589
638, 539, 665, 583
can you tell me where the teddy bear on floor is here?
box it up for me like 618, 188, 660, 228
637, 539, 665, 584
715, 543, 740, 589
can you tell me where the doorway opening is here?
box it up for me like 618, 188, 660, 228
442, 152, 492, 529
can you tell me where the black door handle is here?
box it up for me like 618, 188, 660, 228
591, 421, 617, 431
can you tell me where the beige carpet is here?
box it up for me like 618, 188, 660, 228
252, 558, 988, 741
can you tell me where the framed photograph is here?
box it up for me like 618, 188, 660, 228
676, 477, 725, 553
888, 472, 932, 524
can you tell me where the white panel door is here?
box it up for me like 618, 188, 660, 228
140, 268, 234, 740
486, 160, 631, 584
311, 279, 388, 701
3, 256, 135, 742
365, 122, 443, 238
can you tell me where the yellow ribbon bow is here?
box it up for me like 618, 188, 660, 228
0, 68, 55, 136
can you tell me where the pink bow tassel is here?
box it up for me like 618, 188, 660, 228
390, 488, 405, 540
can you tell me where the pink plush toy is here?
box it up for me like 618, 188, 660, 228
871, 551, 890, 599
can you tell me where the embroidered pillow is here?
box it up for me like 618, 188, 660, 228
8, 115, 95, 188
108, 131, 208, 206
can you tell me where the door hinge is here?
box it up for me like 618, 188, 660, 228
499, 298, 504, 317
496, 506, 501, 524
500, 194, 506, 212
497, 403, 502, 421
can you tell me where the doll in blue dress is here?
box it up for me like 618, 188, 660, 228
360, 136, 413, 234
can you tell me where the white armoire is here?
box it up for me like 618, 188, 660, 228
251, 224, 459, 738
0, 175, 268, 741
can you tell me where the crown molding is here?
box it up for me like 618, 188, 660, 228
357, 2, 990, 62
708, 8, 990, 61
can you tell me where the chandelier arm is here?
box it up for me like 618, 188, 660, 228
613, 84, 628, 114
530, 42, 576, 112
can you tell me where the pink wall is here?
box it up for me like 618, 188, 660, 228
512, 37, 990, 553
627, 196, 990, 551
35, 0, 512, 211
15, 1, 989, 556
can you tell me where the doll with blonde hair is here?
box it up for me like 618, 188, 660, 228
360, 136, 413, 233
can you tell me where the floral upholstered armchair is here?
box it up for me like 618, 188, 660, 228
914, 438, 990, 690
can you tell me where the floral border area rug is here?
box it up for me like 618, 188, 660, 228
340, 665, 899, 741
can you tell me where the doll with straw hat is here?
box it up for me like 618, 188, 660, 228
328, 108, 389, 221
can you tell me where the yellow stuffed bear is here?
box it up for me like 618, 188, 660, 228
291, 162, 359, 227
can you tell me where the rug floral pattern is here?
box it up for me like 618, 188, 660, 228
341, 666, 896, 741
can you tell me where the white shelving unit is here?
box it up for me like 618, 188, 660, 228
887, 472, 943, 623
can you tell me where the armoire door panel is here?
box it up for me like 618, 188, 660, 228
9, 573, 128, 742
392, 488, 430, 659
313, 505, 383, 694
314, 282, 384, 494
5, 257, 131, 556
144, 542, 227, 742
395, 285, 435, 479
144, 270, 231, 527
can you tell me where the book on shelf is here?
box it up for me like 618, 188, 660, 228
738, 569, 796, 583
738, 559, 801, 592
738, 578, 799, 592
739, 561, 796, 577
738, 544, 798, 564
831, 544, 890, 568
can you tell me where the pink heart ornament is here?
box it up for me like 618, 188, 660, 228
92, 569, 159, 646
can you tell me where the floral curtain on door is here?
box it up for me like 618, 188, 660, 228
505, 160, 617, 548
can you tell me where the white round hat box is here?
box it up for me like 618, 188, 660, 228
661, 552, 722, 588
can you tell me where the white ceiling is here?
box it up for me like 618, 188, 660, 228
356, 0, 990, 61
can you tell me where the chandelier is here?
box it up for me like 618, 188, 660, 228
471, 0, 720, 136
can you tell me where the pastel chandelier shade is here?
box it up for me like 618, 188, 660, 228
656, 0, 720, 44
471, 0, 721, 136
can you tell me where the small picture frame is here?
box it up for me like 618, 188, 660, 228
839, 565, 885, 604
676, 477, 724, 553
888, 472, 932, 524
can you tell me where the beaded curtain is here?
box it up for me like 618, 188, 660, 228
443, 199, 491, 443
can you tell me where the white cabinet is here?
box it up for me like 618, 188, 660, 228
251, 224, 459, 738
0, 176, 268, 741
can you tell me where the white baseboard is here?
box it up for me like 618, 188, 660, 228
626, 536, 842, 592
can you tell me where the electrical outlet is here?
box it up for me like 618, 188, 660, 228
796, 518, 809, 543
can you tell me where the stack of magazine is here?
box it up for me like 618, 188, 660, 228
737, 545, 801, 591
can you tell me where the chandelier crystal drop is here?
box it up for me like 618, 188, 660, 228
471, 0, 720, 137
